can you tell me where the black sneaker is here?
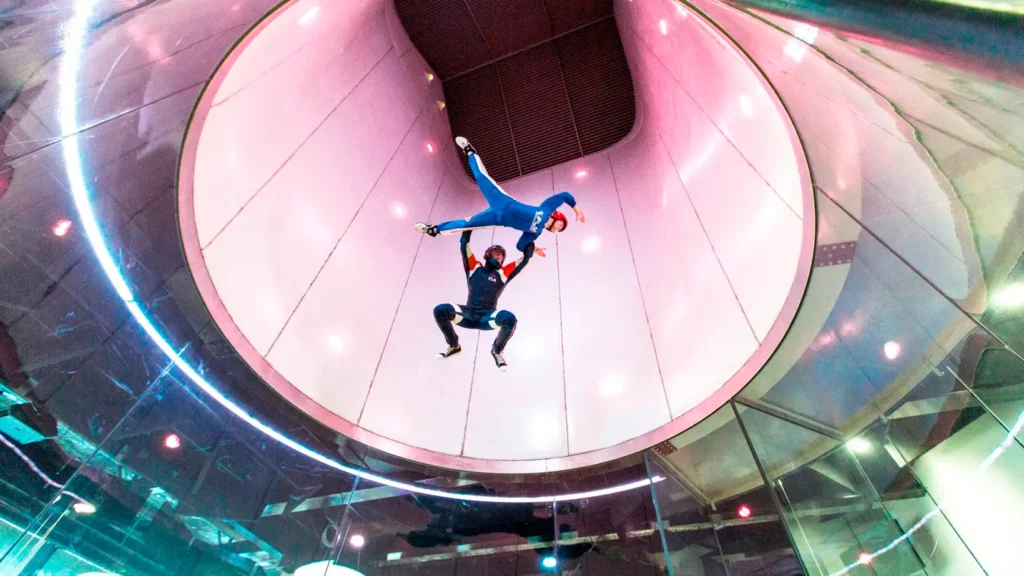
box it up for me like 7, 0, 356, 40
438, 344, 461, 359
415, 222, 438, 237
455, 136, 476, 156
491, 349, 507, 371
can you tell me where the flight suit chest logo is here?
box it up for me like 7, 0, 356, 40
529, 210, 544, 233
488, 273, 497, 282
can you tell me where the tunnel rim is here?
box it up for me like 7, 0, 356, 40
175, 0, 818, 474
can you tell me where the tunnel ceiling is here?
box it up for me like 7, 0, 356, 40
395, 0, 635, 181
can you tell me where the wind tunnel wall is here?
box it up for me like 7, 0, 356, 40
179, 0, 813, 472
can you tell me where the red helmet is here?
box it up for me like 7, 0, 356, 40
550, 210, 568, 231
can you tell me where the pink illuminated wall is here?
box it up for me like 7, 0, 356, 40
178, 0, 814, 472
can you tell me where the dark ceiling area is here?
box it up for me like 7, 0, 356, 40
395, 0, 636, 182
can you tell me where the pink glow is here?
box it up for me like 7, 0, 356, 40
53, 219, 72, 237
811, 330, 837, 351
840, 318, 860, 336
858, 553, 872, 565
738, 505, 752, 518
164, 433, 181, 449
178, 0, 813, 472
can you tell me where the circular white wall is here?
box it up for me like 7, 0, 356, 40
178, 0, 814, 472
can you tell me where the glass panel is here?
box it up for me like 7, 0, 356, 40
0, 371, 360, 576
885, 365, 1024, 576
739, 190, 970, 440
309, 452, 673, 575
948, 329, 1024, 446
647, 403, 803, 576
337, 492, 552, 574
737, 358, 995, 575
733, 403, 912, 576
644, 408, 731, 575
725, 179, 1011, 574
0, 515, 23, 562
854, 421, 984, 576
554, 491, 663, 574
644, 456, 724, 575
705, 0, 1024, 355
712, 483, 803, 576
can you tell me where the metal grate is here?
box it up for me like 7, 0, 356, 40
498, 43, 582, 175
557, 19, 636, 156
398, 0, 634, 182
445, 66, 522, 182
541, 0, 615, 35
394, 0, 493, 79
466, 0, 552, 56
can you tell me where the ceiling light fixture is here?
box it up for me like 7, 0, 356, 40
846, 437, 871, 454
883, 340, 901, 360
53, 219, 73, 237
164, 433, 181, 449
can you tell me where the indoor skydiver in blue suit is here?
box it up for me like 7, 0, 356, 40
415, 137, 586, 257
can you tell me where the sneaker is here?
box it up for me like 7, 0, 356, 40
491, 349, 507, 371
455, 136, 476, 156
415, 222, 438, 237
437, 344, 461, 359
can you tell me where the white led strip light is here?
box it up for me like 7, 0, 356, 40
56, 0, 661, 504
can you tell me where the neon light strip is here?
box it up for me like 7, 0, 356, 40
0, 434, 88, 504
57, 0, 661, 504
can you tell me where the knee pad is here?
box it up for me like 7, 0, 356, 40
495, 310, 517, 328
434, 304, 456, 321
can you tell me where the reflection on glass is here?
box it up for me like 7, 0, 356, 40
341, 493, 555, 574
645, 454, 725, 574
884, 367, 1024, 576
646, 404, 803, 575
554, 493, 662, 574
